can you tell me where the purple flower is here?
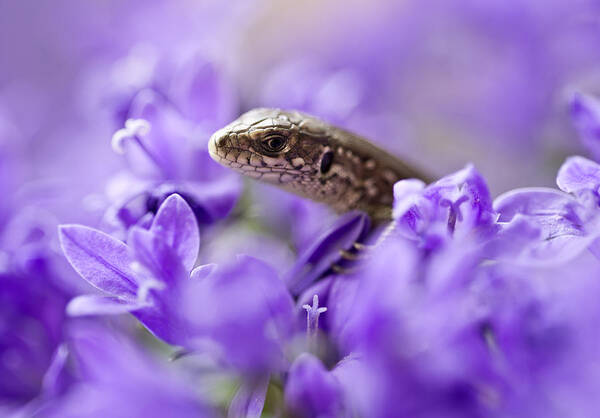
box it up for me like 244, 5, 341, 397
227, 376, 270, 418
570, 93, 600, 162
488, 156, 600, 264
284, 211, 370, 295
94, 51, 242, 234
61, 192, 297, 376
326, 238, 491, 417
392, 164, 496, 252
40, 323, 217, 418
108, 179, 240, 231
0, 204, 80, 412
0, 273, 70, 410
327, 220, 600, 417
59, 194, 201, 345
50, 157, 600, 417
284, 353, 345, 418
182, 255, 295, 374
490, 187, 598, 264
474, 259, 600, 417
556, 155, 600, 200
259, 59, 370, 127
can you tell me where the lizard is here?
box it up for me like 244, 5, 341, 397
208, 108, 431, 224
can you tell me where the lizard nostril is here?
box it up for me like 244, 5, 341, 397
208, 136, 218, 157
208, 129, 229, 157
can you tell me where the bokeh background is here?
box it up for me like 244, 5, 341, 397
3, 0, 600, 414
4, 0, 600, 199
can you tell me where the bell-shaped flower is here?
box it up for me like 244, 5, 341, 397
392, 164, 496, 251
40, 324, 217, 418
182, 255, 296, 375
284, 211, 370, 296
570, 92, 600, 162
284, 353, 347, 418
488, 156, 600, 265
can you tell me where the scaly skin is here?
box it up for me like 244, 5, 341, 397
208, 108, 430, 221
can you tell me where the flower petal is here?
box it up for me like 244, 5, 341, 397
393, 164, 495, 242
180, 178, 241, 224
59, 323, 217, 417
66, 294, 143, 316
284, 353, 344, 418
132, 307, 189, 346
492, 188, 600, 264
284, 211, 370, 296
227, 376, 270, 418
494, 187, 578, 222
128, 226, 188, 284
58, 225, 137, 298
190, 263, 217, 280
40, 344, 69, 399
570, 92, 600, 161
150, 194, 199, 271
485, 215, 600, 266
556, 155, 600, 195
170, 55, 237, 128
184, 256, 295, 373
392, 178, 426, 220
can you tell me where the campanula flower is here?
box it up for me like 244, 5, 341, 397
59, 194, 202, 345
392, 164, 496, 252
570, 93, 600, 162
96, 51, 242, 233
39, 323, 217, 418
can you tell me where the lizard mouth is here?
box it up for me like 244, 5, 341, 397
208, 130, 300, 184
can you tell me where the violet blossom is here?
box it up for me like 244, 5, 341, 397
47, 161, 600, 416
570, 92, 600, 162
59, 194, 203, 346
38, 323, 217, 418
97, 51, 242, 234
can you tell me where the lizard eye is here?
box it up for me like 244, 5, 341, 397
262, 134, 287, 153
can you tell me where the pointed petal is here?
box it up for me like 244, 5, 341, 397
284, 211, 370, 296
151, 194, 200, 271
66, 294, 143, 316
494, 187, 578, 222
227, 376, 270, 418
491, 187, 600, 264
58, 225, 137, 298
570, 92, 600, 161
40, 344, 69, 399
180, 178, 241, 224
184, 256, 295, 373
190, 263, 217, 280
132, 307, 188, 346
128, 226, 188, 284
285, 353, 344, 418
556, 156, 600, 194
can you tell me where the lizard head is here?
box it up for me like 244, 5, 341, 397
208, 108, 335, 188
208, 108, 409, 221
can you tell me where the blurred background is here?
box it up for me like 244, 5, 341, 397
2, 0, 600, 412
3, 0, 600, 199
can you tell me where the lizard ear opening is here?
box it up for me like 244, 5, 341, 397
320, 150, 334, 174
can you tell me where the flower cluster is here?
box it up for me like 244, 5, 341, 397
37, 149, 600, 417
